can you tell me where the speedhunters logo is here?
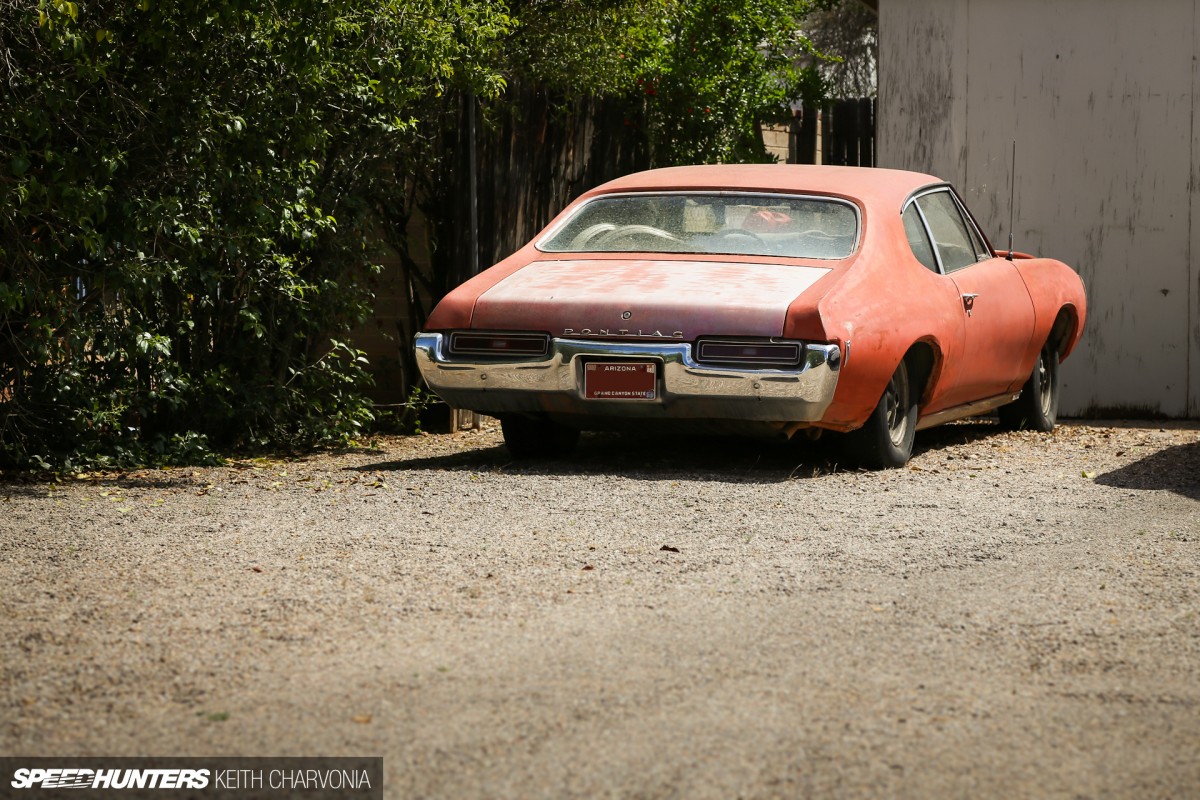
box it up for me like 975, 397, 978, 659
11, 769, 209, 790
0, 758, 382, 798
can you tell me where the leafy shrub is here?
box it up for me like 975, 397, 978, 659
0, 0, 510, 469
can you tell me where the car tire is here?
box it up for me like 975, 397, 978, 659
998, 343, 1059, 432
844, 359, 918, 469
500, 415, 580, 458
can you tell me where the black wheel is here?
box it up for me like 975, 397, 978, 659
500, 415, 580, 458
998, 343, 1059, 432
844, 359, 918, 469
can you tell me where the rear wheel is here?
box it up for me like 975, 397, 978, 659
500, 415, 580, 458
998, 343, 1059, 432
844, 359, 918, 469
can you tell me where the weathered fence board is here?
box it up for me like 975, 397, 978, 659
790, 98, 876, 166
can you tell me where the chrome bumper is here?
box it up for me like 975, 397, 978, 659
415, 333, 840, 423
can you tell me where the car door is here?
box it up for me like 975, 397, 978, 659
908, 189, 1035, 409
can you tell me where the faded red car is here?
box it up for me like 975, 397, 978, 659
415, 165, 1086, 468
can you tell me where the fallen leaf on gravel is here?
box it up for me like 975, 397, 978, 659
352, 714, 373, 724
249, 566, 263, 573
660, 545, 680, 553
1082, 470, 1096, 479
582, 564, 595, 571
870, 604, 887, 612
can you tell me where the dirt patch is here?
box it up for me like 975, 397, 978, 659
2, 420, 1198, 798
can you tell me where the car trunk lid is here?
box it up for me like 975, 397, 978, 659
470, 259, 830, 340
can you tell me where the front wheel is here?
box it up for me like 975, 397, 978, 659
998, 344, 1059, 432
843, 359, 918, 469
500, 415, 580, 459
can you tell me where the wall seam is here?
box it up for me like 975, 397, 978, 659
1190, 0, 1197, 414
964, 0, 970, 190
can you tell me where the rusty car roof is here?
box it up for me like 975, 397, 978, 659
583, 164, 944, 212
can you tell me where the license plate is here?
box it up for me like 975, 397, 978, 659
584, 361, 657, 400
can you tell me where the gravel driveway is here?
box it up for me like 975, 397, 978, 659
2, 420, 1199, 799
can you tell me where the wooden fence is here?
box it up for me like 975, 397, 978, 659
790, 98, 876, 167
367, 86, 650, 419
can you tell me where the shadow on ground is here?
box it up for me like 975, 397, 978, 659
353, 419, 1008, 483
352, 432, 832, 483
1095, 440, 1200, 501
912, 420, 1001, 454
0, 472, 207, 497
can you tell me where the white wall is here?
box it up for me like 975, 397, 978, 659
878, 0, 1200, 417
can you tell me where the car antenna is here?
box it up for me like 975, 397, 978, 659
1007, 139, 1016, 261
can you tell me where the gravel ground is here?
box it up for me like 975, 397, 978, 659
2, 419, 1199, 799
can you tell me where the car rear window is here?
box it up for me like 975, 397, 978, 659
539, 193, 860, 260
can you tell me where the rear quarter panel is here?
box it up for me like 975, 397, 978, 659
788, 205, 965, 430
1012, 256, 1088, 361
424, 246, 541, 331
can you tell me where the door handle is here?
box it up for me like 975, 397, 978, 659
961, 293, 979, 317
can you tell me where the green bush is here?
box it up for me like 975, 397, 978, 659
0, 0, 510, 469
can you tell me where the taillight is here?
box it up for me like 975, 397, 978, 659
694, 338, 803, 367
447, 331, 550, 357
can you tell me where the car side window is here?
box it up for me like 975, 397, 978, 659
960, 203, 991, 262
916, 190, 978, 272
902, 205, 939, 272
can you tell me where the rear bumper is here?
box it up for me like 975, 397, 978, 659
414, 333, 841, 423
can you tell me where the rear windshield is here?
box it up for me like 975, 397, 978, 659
539, 193, 859, 260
